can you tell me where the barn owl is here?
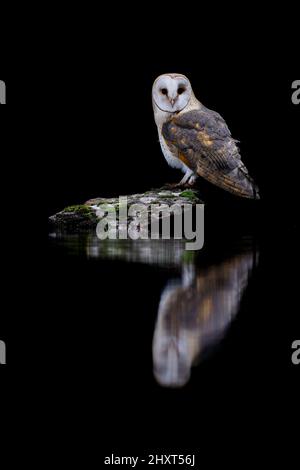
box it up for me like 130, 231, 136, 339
152, 73, 260, 199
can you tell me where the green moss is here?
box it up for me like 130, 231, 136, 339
181, 250, 196, 262
179, 190, 198, 200
63, 205, 93, 214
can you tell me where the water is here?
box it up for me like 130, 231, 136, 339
48, 232, 259, 388
47, 225, 299, 448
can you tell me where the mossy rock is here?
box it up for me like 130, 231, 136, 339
50, 204, 98, 230
62, 205, 94, 214
49, 187, 203, 231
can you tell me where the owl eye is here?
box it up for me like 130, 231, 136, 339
161, 88, 168, 95
177, 87, 185, 95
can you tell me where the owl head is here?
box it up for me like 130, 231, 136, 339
152, 73, 192, 113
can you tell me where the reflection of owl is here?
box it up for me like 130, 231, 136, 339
153, 250, 257, 388
152, 74, 259, 199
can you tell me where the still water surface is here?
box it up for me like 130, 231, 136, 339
49, 232, 259, 388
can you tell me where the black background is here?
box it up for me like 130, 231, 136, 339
1, 12, 299, 463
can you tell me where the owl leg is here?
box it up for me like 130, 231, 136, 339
178, 169, 194, 185
163, 171, 197, 189
177, 170, 198, 188
186, 174, 198, 186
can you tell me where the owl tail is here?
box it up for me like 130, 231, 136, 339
197, 162, 260, 200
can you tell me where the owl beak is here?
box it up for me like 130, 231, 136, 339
169, 97, 176, 107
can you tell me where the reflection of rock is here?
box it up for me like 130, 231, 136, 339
48, 188, 202, 231
48, 232, 196, 269
86, 238, 193, 268
153, 248, 258, 388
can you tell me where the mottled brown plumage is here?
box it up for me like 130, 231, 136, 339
162, 108, 259, 199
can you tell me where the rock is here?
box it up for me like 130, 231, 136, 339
48, 205, 98, 230
48, 187, 203, 231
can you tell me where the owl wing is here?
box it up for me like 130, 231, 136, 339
162, 108, 259, 199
